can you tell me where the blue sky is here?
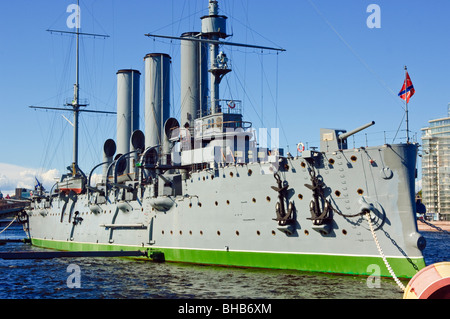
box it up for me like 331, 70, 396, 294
1, 0, 449, 194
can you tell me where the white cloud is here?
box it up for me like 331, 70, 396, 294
0, 163, 60, 196
0, 163, 107, 196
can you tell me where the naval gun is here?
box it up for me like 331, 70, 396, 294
320, 121, 375, 152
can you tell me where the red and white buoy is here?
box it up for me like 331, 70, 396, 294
403, 262, 450, 299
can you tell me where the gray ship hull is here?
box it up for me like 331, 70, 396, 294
26, 143, 425, 278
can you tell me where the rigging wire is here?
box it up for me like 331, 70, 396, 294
36, 35, 76, 176
391, 112, 407, 144
79, 0, 110, 37
306, 0, 413, 145
35, 3, 113, 178
149, 7, 205, 36
307, 0, 404, 110
221, 6, 284, 51
219, 0, 288, 149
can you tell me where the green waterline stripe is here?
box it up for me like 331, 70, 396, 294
31, 238, 425, 278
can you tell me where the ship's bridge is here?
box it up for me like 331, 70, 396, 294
201, 98, 242, 117
194, 99, 252, 141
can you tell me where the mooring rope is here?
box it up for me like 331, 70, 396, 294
365, 212, 406, 292
0, 217, 17, 235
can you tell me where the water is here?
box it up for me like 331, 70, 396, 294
0, 226, 448, 300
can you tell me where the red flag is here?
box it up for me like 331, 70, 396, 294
398, 72, 415, 103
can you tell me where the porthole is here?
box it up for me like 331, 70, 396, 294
342, 229, 347, 235
215, 201, 218, 206
226, 200, 230, 205
248, 169, 253, 176
217, 231, 221, 236
351, 155, 358, 162
266, 196, 271, 202
357, 188, 364, 195
230, 172, 234, 177
256, 230, 261, 236
198, 202, 202, 207
301, 162, 306, 168
189, 203, 192, 208
272, 230, 276, 236
328, 158, 335, 165
170, 230, 173, 235
179, 230, 183, 235
162, 230, 165, 235
189, 231, 192, 235
236, 231, 240, 236
335, 190, 341, 197
252, 198, 256, 203
304, 230, 309, 236
200, 230, 203, 235
298, 194, 303, 200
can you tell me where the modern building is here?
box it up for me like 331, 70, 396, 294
420, 104, 450, 221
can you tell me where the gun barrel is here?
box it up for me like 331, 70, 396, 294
338, 121, 375, 140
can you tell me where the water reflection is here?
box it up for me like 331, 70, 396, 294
0, 227, 447, 299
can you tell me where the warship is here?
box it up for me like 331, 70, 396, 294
22, 0, 426, 279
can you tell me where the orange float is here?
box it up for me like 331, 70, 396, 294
403, 262, 450, 299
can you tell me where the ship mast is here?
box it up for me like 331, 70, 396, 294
73, 0, 81, 175
29, 1, 113, 178
203, 0, 229, 114
145, 0, 285, 116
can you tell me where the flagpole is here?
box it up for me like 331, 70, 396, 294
404, 65, 409, 143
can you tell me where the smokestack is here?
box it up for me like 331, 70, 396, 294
144, 53, 171, 151
180, 32, 208, 129
116, 69, 140, 174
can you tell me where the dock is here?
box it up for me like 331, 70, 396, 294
418, 220, 450, 232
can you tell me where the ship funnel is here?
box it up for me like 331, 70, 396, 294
102, 139, 116, 178
180, 32, 208, 129
144, 53, 171, 152
116, 69, 141, 174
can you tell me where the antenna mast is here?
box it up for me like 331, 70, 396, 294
145, 0, 285, 116
29, 1, 112, 177
73, 0, 80, 175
